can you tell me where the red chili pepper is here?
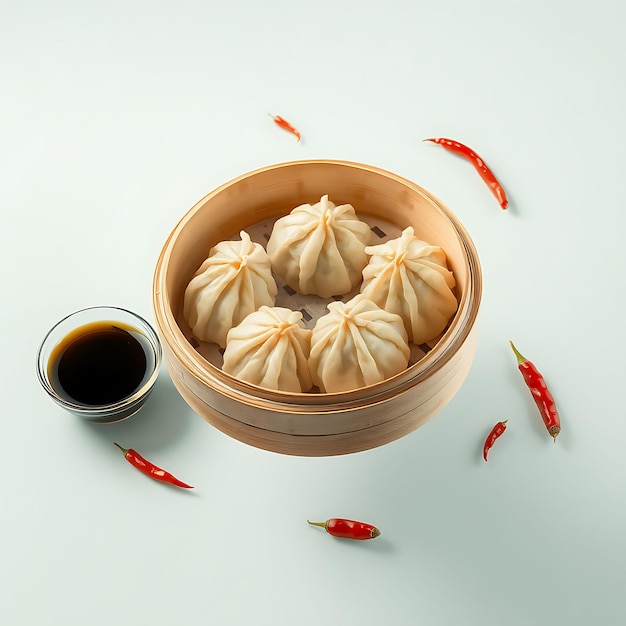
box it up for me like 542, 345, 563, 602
270, 113, 301, 142
483, 419, 508, 461
509, 342, 561, 441
423, 137, 508, 209
307, 518, 381, 540
114, 443, 193, 488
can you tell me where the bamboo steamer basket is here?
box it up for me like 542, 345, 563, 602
153, 160, 482, 456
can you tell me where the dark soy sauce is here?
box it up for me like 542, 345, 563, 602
48, 321, 148, 406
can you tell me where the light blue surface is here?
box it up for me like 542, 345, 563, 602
2, 1, 625, 625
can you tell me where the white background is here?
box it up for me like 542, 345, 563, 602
2, 1, 625, 625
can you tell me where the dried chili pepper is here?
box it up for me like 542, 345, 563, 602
509, 342, 561, 441
483, 420, 508, 461
269, 113, 301, 142
423, 137, 508, 209
114, 443, 193, 488
307, 518, 381, 540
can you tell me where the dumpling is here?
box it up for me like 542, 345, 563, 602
360, 226, 457, 345
222, 306, 313, 392
267, 195, 370, 298
309, 295, 410, 393
183, 231, 277, 348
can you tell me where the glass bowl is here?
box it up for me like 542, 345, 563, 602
37, 306, 162, 423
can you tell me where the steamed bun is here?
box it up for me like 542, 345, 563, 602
360, 226, 457, 344
309, 295, 410, 393
267, 195, 370, 298
183, 231, 277, 348
222, 306, 312, 392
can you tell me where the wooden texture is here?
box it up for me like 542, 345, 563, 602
153, 160, 482, 456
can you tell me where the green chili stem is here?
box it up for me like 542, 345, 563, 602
509, 341, 527, 366
113, 442, 129, 455
307, 520, 328, 530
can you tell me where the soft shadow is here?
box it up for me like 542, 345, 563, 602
503, 189, 519, 217
475, 428, 488, 466
80, 370, 196, 452
326, 535, 397, 555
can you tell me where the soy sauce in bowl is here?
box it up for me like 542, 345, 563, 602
37, 307, 162, 422
49, 322, 148, 406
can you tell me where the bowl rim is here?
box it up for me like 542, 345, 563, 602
36, 305, 163, 416
153, 159, 482, 411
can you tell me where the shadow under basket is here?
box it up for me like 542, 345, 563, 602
153, 160, 482, 456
